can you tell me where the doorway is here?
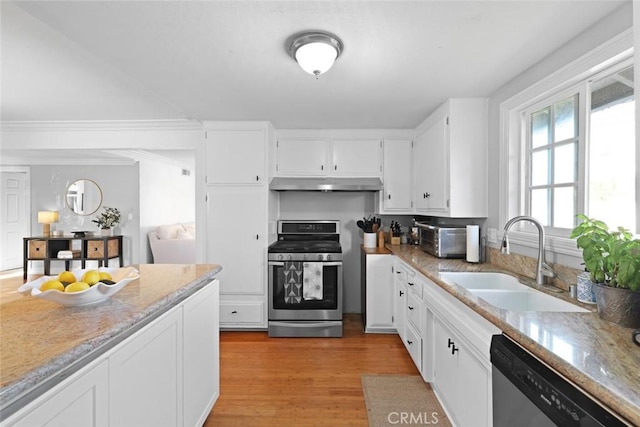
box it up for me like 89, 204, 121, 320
0, 168, 30, 271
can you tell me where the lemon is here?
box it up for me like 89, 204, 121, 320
81, 270, 101, 286
58, 271, 76, 284
98, 272, 113, 282
65, 281, 90, 293
40, 280, 64, 292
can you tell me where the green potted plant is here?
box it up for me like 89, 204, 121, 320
93, 206, 121, 236
570, 214, 640, 328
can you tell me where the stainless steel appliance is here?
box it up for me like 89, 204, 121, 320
490, 334, 627, 426
268, 220, 343, 337
416, 222, 467, 258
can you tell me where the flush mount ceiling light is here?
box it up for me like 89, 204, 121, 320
288, 31, 343, 79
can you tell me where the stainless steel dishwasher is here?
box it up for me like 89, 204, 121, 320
490, 334, 629, 426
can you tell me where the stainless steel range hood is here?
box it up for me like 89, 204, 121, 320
269, 177, 383, 192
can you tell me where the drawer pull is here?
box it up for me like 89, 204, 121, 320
231, 310, 238, 314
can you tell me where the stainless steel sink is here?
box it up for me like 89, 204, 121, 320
439, 271, 588, 313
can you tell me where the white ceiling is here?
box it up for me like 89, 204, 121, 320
1, 0, 628, 130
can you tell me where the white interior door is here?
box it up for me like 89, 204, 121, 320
0, 169, 30, 271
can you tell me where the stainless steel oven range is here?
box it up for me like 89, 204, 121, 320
268, 220, 343, 337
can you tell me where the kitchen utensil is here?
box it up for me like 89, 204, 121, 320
357, 220, 365, 230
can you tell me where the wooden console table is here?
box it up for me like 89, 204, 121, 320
23, 235, 124, 280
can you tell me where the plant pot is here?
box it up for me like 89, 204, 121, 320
101, 228, 113, 237
576, 272, 596, 304
593, 283, 640, 328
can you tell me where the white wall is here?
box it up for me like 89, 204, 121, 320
485, 2, 633, 265
29, 164, 139, 273
139, 156, 195, 263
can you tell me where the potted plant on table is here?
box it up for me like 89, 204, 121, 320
570, 214, 640, 328
93, 206, 121, 236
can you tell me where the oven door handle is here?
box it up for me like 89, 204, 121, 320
268, 261, 342, 266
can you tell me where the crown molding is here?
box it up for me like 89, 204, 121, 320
0, 119, 204, 132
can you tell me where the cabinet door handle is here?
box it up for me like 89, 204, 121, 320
424, 192, 431, 199
231, 310, 238, 314
447, 338, 454, 348
334, 165, 338, 171
408, 282, 414, 287
256, 175, 260, 182
408, 306, 414, 310
396, 270, 402, 275
451, 345, 459, 355
399, 290, 404, 296
388, 194, 391, 200
256, 234, 259, 240
321, 165, 324, 171
407, 340, 413, 345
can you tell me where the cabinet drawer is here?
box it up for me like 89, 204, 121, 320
86, 240, 119, 259
220, 301, 264, 324
28, 241, 47, 259
407, 292, 423, 334
406, 277, 422, 299
405, 322, 422, 372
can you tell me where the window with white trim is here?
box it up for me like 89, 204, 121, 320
510, 57, 636, 242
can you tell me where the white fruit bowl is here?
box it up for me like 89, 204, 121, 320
18, 266, 140, 307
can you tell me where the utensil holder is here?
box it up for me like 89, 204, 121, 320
363, 232, 377, 248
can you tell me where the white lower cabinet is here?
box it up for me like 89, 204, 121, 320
433, 317, 492, 427
362, 252, 394, 332
5, 360, 109, 427
2, 281, 220, 427
183, 283, 220, 427
391, 255, 499, 427
110, 309, 182, 427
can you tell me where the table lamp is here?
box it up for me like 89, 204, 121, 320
38, 211, 59, 236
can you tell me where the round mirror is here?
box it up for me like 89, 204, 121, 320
66, 179, 103, 215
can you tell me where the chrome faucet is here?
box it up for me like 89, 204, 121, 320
501, 216, 556, 286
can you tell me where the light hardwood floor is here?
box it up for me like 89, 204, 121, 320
205, 314, 419, 426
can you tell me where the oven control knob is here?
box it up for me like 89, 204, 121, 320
317, 254, 323, 261
326, 254, 332, 261
303, 254, 308, 261
278, 254, 284, 261
287, 255, 293, 261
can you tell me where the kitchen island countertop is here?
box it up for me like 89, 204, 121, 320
0, 263, 221, 416
387, 244, 640, 426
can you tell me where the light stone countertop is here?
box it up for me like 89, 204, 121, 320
0, 263, 221, 416
385, 244, 640, 426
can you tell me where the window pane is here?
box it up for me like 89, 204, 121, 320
589, 66, 635, 231
531, 188, 549, 226
531, 150, 550, 186
554, 187, 576, 228
554, 143, 576, 184
531, 108, 550, 148
554, 96, 577, 142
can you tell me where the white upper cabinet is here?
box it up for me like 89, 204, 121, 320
276, 138, 328, 176
205, 129, 266, 185
413, 98, 488, 218
414, 117, 448, 213
330, 139, 381, 176
274, 135, 382, 177
379, 138, 413, 213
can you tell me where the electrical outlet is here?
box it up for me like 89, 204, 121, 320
487, 228, 497, 243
